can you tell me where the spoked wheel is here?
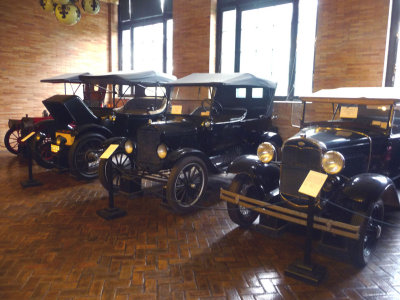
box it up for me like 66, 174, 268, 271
166, 156, 208, 213
4, 126, 21, 155
68, 133, 105, 180
33, 137, 57, 169
98, 149, 136, 193
227, 174, 261, 228
348, 199, 384, 267
32, 120, 57, 169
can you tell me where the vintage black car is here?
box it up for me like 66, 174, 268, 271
33, 70, 175, 179
99, 73, 281, 213
220, 87, 400, 267
4, 73, 89, 156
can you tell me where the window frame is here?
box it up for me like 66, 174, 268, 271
385, 0, 400, 87
216, 0, 313, 99
118, 1, 172, 73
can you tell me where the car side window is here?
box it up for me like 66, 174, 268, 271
252, 88, 263, 99
392, 106, 400, 135
236, 88, 246, 99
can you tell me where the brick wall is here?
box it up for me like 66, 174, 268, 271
173, 0, 217, 78
313, 0, 390, 91
0, 0, 118, 145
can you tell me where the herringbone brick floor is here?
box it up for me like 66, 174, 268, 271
0, 151, 400, 299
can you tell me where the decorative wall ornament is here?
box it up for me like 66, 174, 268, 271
55, 3, 81, 26
81, 0, 101, 15
39, 0, 108, 25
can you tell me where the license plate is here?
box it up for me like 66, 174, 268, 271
51, 144, 60, 153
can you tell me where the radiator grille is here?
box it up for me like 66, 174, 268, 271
136, 126, 161, 169
280, 140, 322, 202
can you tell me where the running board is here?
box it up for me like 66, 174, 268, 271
220, 188, 360, 240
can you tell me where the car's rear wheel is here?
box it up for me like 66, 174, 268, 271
4, 126, 21, 155
32, 121, 57, 169
68, 133, 105, 180
98, 149, 136, 193
227, 175, 261, 228
348, 199, 384, 267
166, 156, 208, 213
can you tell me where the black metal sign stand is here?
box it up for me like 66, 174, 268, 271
285, 196, 326, 285
97, 159, 126, 220
20, 137, 42, 188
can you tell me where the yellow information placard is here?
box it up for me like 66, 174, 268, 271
21, 131, 36, 143
171, 105, 182, 115
340, 106, 358, 119
100, 144, 119, 160
201, 111, 210, 116
298, 170, 328, 198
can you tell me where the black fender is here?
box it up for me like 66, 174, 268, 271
103, 136, 128, 148
227, 154, 280, 195
166, 148, 214, 171
76, 124, 113, 139
259, 131, 283, 148
342, 173, 400, 209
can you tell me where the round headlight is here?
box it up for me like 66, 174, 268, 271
257, 142, 276, 163
124, 140, 134, 154
322, 151, 345, 175
157, 144, 168, 159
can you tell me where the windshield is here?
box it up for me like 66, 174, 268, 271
301, 101, 392, 130
168, 86, 216, 116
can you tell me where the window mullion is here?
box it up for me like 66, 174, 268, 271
288, 0, 298, 98
234, 7, 242, 73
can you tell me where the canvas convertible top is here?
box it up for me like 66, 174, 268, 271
302, 87, 400, 105
79, 70, 176, 86
165, 73, 277, 89
40, 73, 90, 83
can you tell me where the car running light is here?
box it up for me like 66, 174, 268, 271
124, 140, 134, 154
157, 144, 168, 159
322, 151, 345, 175
257, 142, 275, 163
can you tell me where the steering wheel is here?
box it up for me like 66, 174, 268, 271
201, 99, 223, 115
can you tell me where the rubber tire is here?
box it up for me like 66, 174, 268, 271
227, 174, 261, 228
166, 156, 208, 213
31, 120, 57, 169
68, 133, 106, 180
4, 126, 21, 155
348, 199, 384, 268
98, 149, 135, 192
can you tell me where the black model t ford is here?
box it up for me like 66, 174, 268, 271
34, 71, 175, 179
221, 87, 400, 267
100, 73, 281, 213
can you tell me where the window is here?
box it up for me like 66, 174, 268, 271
217, 0, 318, 98
118, 0, 173, 74
386, 0, 400, 87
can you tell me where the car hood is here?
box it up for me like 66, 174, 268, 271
293, 126, 371, 151
142, 116, 198, 137
288, 126, 371, 176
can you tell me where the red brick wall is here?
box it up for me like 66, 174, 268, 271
0, 0, 118, 144
313, 0, 390, 91
173, 0, 217, 78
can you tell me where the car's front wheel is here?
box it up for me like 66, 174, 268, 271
98, 149, 137, 193
227, 174, 261, 228
166, 156, 208, 213
68, 133, 106, 180
348, 199, 384, 267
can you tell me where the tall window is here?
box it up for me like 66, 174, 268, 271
119, 0, 173, 74
386, 0, 400, 87
217, 0, 318, 98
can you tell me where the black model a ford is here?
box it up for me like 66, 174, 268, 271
99, 73, 281, 213
33, 70, 175, 179
221, 87, 400, 267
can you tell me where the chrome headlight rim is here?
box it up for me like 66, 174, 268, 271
257, 142, 276, 163
124, 139, 134, 154
157, 143, 168, 159
322, 150, 345, 175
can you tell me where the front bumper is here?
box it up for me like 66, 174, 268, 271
220, 188, 360, 240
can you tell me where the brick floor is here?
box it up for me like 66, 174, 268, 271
0, 151, 400, 299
